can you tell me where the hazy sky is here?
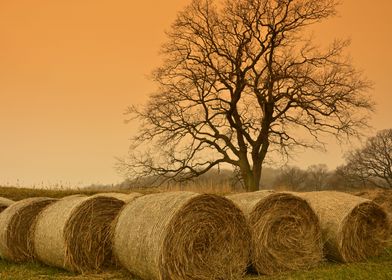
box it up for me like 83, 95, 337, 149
0, 0, 391, 187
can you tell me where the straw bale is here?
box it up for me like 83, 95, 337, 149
113, 191, 250, 280
92, 192, 139, 203
356, 189, 392, 235
0, 197, 14, 213
226, 191, 323, 275
297, 191, 390, 262
0, 197, 56, 261
33, 193, 141, 272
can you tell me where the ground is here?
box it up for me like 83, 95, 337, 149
0, 247, 391, 280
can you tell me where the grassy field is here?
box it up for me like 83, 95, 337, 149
1, 186, 391, 279
0, 247, 391, 280
0, 186, 102, 201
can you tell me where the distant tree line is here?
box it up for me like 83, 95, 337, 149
273, 129, 392, 191
337, 129, 392, 189
110, 129, 391, 192
96, 129, 392, 192
111, 162, 379, 192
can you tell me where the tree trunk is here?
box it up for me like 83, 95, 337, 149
240, 167, 261, 192
246, 175, 259, 192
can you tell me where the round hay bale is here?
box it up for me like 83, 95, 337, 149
355, 189, 392, 236
113, 191, 250, 280
0, 197, 57, 261
92, 192, 138, 203
0, 197, 14, 213
297, 191, 390, 262
226, 191, 323, 275
33, 193, 141, 272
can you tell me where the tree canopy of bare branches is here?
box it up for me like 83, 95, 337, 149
119, 0, 373, 191
273, 164, 330, 191
340, 129, 392, 189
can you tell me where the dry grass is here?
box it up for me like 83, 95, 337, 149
0, 197, 14, 213
355, 189, 392, 235
0, 186, 98, 201
227, 191, 323, 275
297, 191, 390, 262
114, 191, 250, 280
0, 197, 57, 262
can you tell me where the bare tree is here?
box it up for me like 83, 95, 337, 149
305, 164, 329, 190
273, 166, 308, 191
341, 129, 392, 189
272, 164, 329, 191
119, 0, 373, 191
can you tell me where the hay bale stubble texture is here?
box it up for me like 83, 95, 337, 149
226, 191, 323, 275
298, 191, 390, 262
33, 193, 141, 272
113, 191, 250, 280
355, 189, 392, 236
0, 197, 57, 261
0, 197, 14, 213
93, 192, 138, 202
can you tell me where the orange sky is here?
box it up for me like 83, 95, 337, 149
0, 0, 391, 187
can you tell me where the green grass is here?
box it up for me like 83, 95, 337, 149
0, 247, 391, 279
248, 246, 392, 279
0, 260, 134, 279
